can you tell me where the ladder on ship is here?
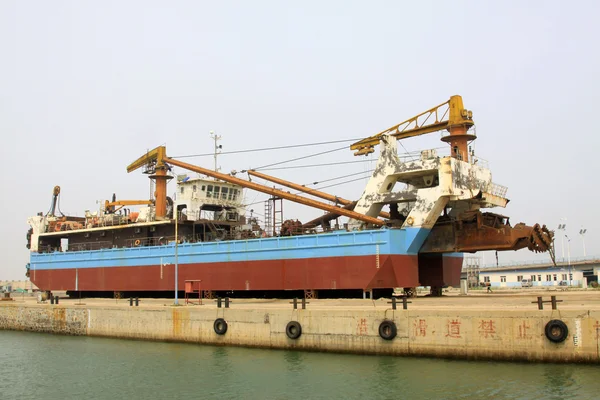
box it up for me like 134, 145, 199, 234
264, 196, 283, 237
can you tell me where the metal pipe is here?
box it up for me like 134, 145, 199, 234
247, 170, 390, 219
164, 157, 384, 226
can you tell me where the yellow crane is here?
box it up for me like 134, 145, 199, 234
350, 95, 475, 162
126, 147, 171, 219
104, 199, 154, 214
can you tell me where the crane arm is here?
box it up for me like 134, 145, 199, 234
350, 95, 474, 156
163, 156, 385, 226
104, 200, 154, 213
126, 146, 167, 173
247, 169, 391, 219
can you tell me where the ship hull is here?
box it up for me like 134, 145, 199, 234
29, 229, 462, 293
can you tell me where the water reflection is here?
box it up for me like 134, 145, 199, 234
543, 365, 577, 400
283, 350, 306, 373
1, 331, 598, 400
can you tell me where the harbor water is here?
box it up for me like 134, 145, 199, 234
1, 331, 598, 399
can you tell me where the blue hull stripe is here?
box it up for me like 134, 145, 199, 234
31, 227, 434, 271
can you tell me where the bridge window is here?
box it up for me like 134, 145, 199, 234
214, 186, 220, 198
500, 276, 506, 283
221, 187, 228, 200
201, 185, 206, 191
207, 185, 213, 198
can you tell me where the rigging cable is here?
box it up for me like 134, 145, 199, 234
171, 138, 362, 159
242, 171, 372, 208
257, 158, 373, 171
299, 170, 373, 187
249, 145, 349, 171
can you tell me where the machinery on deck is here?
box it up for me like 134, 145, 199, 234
25, 95, 554, 297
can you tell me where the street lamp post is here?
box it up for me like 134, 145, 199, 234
565, 234, 571, 287
174, 213, 179, 305
579, 228, 587, 257
557, 222, 567, 262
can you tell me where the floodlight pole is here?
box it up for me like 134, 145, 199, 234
579, 228, 587, 257
565, 234, 571, 287
557, 221, 567, 262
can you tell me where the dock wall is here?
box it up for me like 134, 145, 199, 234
1, 304, 599, 363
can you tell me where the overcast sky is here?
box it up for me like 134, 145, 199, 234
1, 1, 598, 280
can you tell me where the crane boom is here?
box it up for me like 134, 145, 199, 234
126, 146, 171, 219
247, 169, 391, 219
104, 199, 153, 213
350, 95, 474, 159
126, 146, 167, 172
164, 156, 385, 226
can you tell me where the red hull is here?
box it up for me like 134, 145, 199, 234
31, 254, 462, 292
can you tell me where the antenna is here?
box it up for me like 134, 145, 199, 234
210, 131, 222, 172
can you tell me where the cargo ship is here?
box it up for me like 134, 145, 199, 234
25, 96, 554, 298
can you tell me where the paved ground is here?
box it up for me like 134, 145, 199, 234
4, 288, 600, 311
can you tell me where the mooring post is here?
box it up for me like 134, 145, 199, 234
225, 297, 230, 308
301, 297, 306, 310
129, 297, 133, 307
389, 296, 410, 310
216, 297, 222, 308
135, 297, 139, 307
55, 296, 59, 305
292, 298, 298, 310
537, 297, 543, 310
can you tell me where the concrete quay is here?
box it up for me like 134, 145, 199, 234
1, 291, 599, 363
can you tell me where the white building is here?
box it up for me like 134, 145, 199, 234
475, 258, 599, 288
0, 280, 38, 292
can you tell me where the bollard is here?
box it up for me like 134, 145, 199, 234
532, 296, 563, 310
388, 296, 411, 310
293, 298, 298, 310
129, 297, 133, 307
301, 297, 306, 310
217, 297, 222, 308
55, 296, 59, 305
225, 297, 230, 308
50, 295, 54, 305
135, 297, 139, 307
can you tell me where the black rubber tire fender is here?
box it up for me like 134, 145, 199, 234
378, 320, 397, 340
213, 318, 228, 335
286, 321, 302, 339
544, 319, 568, 343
